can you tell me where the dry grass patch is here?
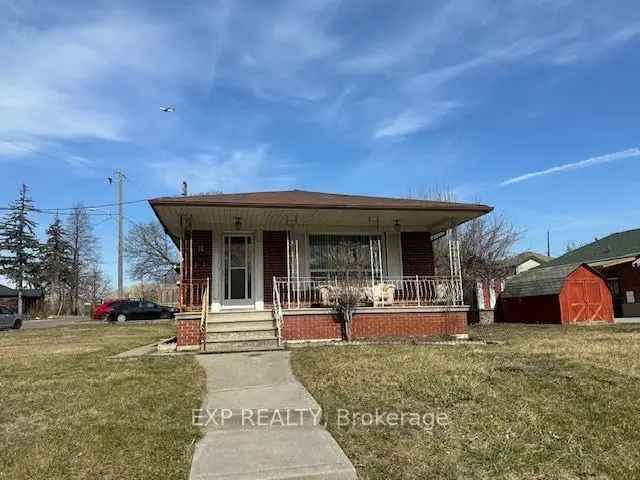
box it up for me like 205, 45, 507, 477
0, 323, 204, 480
291, 323, 640, 480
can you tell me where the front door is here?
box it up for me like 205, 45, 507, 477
223, 234, 253, 307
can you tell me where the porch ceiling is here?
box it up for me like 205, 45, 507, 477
151, 203, 491, 242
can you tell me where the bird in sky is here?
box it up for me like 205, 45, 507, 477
160, 106, 175, 112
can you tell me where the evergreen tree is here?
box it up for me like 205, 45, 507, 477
0, 184, 41, 314
40, 216, 73, 314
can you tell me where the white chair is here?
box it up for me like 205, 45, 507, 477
372, 283, 395, 307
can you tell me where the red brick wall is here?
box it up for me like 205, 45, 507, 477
181, 230, 212, 306
605, 263, 640, 304
283, 311, 467, 341
401, 232, 435, 276
176, 318, 201, 347
283, 314, 343, 340
182, 230, 212, 281
263, 231, 288, 306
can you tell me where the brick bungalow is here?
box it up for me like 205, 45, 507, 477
149, 190, 492, 352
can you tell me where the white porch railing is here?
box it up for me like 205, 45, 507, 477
200, 278, 209, 352
178, 279, 209, 312
273, 275, 464, 310
273, 277, 283, 346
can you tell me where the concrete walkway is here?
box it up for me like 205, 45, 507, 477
190, 351, 357, 480
615, 317, 640, 324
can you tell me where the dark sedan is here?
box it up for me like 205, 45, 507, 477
102, 300, 175, 322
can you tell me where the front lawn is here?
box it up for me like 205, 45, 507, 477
0, 323, 203, 480
291, 323, 640, 479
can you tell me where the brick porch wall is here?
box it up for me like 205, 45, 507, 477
282, 311, 467, 341
183, 230, 213, 282
401, 232, 435, 276
176, 318, 201, 347
263, 231, 287, 306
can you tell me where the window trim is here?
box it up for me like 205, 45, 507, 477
307, 232, 386, 280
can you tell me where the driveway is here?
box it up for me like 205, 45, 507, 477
190, 351, 357, 480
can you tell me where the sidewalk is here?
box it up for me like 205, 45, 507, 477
614, 317, 640, 324
190, 351, 357, 480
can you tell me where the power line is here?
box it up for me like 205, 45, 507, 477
37, 198, 149, 212
0, 199, 149, 213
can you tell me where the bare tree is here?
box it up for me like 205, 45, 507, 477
125, 221, 178, 283
80, 262, 111, 308
424, 189, 521, 300
66, 205, 98, 314
332, 283, 361, 341
325, 240, 371, 341
564, 240, 583, 253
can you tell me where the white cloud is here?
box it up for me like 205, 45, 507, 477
501, 148, 640, 186
552, 22, 640, 65
0, 140, 39, 157
149, 145, 296, 194
373, 102, 459, 139
339, 3, 640, 139
209, 0, 341, 103
1, 0, 639, 162
0, 7, 219, 160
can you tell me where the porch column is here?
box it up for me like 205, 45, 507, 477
255, 230, 264, 310
211, 230, 222, 311
447, 227, 463, 304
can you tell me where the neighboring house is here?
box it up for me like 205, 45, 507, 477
0, 284, 43, 315
149, 190, 492, 351
502, 251, 553, 275
545, 228, 640, 317
473, 251, 552, 324
499, 263, 614, 324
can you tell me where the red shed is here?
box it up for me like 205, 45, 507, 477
499, 263, 614, 324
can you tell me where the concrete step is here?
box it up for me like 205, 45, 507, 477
207, 310, 273, 323
204, 338, 282, 354
207, 320, 275, 332
206, 329, 277, 342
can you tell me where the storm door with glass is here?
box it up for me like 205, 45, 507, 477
223, 235, 253, 306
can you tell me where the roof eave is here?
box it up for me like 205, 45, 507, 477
148, 198, 493, 214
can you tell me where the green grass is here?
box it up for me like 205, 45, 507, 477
0, 322, 204, 480
291, 323, 640, 480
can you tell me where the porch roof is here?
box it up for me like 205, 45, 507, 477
149, 190, 492, 240
150, 190, 491, 212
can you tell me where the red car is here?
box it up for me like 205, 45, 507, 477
93, 300, 124, 320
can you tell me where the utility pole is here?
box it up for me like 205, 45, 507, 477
117, 170, 124, 298
108, 170, 125, 298
547, 230, 551, 257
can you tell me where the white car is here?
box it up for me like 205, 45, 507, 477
0, 306, 22, 330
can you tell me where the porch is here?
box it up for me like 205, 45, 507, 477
149, 190, 491, 350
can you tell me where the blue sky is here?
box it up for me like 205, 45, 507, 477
1, 0, 640, 285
